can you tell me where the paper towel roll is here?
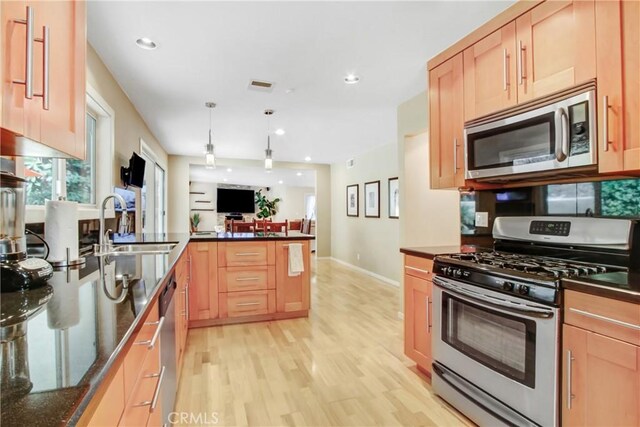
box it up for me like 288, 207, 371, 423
46, 269, 80, 329
45, 200, 79, 262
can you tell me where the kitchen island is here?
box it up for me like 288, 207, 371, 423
0, 232, 313, 427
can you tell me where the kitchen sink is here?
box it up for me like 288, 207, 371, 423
95, 243, 177, 256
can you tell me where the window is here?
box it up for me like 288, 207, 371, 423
24, 113, 97, 205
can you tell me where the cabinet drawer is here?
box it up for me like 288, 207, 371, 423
565, 290, 640, 346
220, 290, 276, 318
218, 266, 275, 292
218, 242, 275, 267
404, 256, 434, 281
120, 338, 162, 427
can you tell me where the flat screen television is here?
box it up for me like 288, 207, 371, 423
120, 152, 146, 188
217, 188, 255, 213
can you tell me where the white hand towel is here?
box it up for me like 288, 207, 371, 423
288, 243, 304, 277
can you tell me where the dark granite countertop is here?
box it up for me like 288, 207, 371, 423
562, 271, 640, 304
1, 231, 315, 426
400, 245, 485, 260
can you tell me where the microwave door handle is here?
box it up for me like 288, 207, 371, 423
554, 107, 569, 162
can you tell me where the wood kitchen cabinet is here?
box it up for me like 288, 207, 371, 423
595, 0, 640, 174
562, 290, 640, 426
175, 250, 189, 378
1, 0, 86, 159
403, 256, 434, 375
463, 22, 517, 121
429, 53, 464, 190
275, 241, 310, 313
188, 242, 218, 322
86, 363, 125, 426
515, 0, 596, 103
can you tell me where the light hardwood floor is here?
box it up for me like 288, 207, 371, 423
174, 258, 471, 426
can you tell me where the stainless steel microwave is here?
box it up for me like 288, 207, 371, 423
464, 90, 597, 181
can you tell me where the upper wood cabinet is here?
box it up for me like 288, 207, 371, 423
429, 53, 464, 189
516, 0, 596, 103
275, 241, 310, 313
595, 0, 640, 174
188, 242, 218, 321
1, 0, 86, 159
463, 22, 517, 121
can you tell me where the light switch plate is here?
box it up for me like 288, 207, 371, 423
475, 212, 489, 227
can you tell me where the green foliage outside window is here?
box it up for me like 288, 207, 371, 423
601, 179, 640, 217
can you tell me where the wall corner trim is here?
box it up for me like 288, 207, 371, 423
327, 257, 400, 287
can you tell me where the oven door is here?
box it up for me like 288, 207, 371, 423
465, 90, 596, 180
432, 276, 560, 427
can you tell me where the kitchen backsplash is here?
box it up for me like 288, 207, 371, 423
461, 178, 640, 246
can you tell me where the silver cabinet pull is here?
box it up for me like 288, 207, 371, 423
236, 302, 260, 307
12, 6, 34, 98
188, 254, 192, 281
502, 48, 509, 91
185, 283, 189, 320
517, 40, 526, 85
235, 252, 260, 256
135, 365, 165, 411
405, 266, 430, 275
425, 296, 431, 331
453, 138, 460, 171
33, 26, 49, 110
135, 316, 165, 349
602, 95, 611, 152
236, 277, 259, 282
566, 350, 575, 410
569, 307, 640, 331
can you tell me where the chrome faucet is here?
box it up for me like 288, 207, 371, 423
95, 193, 128, 254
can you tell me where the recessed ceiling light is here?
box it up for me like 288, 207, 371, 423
296, 172, 302, 176
226, 168, 232, 172
136, 37, 157, 50
278, 180, 283, 184
285, 88, 296, 94
223, 178, 228, 182
304, 156, 311, 162
344, 73, 360, 84
275, 129, 285, 136
266, 170, 272, 174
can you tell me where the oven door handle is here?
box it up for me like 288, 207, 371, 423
432, 276, 554, 319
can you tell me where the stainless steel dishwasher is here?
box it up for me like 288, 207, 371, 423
159, 274, 177, 426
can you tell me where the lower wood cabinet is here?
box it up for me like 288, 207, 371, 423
275, 241, 310, 313
86, 363, 125, 427
220, 290, 276, 318
562, 290, 640, 426
188, 242, 218, 321
404, 255, 434, 374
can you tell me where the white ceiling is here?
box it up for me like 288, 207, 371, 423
88, 1, 513, 164
190, 164, 316, 188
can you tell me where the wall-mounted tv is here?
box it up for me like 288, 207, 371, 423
120, 152, 146, 188
217, 188, 255, 213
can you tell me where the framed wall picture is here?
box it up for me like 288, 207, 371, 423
388, 177, 399, 218
346, 184, 359, 217
364, 180, 380, 218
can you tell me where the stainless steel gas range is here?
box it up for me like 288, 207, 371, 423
431, 216, 639, 427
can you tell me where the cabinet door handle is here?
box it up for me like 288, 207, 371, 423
235, 252, 260, 256
236, 277, 259, 282
236, 302, 260, 307
135, 365, 166, 411
453, 138, 460, 171
135, 316, 165, 349
425, 296, 431, 331
185, 284, 189, 320
12, 6, 34, 99
502, 48, 509, 91
569, 307, 640, 331
566, 350, 575, 410
602, 95, 611, 152
405, 266, 430, 275
33, 26, 49, 110
517, 40, 526, 85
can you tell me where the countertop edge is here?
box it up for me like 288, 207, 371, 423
561, 278, 640, 304
400, 245, 483, 260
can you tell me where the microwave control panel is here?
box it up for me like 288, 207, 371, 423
569, 102, 590, 156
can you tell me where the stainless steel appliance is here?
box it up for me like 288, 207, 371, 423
432, 216, 638, 427
0, 172, 52, 292
159, 274, 177, 426
465, 87, 596, 181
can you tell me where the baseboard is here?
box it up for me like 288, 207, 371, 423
328, 257, 400, 287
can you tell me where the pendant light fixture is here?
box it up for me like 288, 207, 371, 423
264, 109, 274, 170
204, 102, 216, 169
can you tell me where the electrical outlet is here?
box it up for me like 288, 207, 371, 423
475, 212, 489, 227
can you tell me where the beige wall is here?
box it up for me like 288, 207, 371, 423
168, 156, 331, 257
330, 143, 400, 283
269, 185, 315, 222
86, 44, 168, 184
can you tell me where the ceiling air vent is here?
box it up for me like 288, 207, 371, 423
346, 159, 355, 169
248, 79, 275, 93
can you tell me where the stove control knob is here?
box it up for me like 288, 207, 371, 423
502, 282, 514, 292
452, 269, 462, 279
518, 285, 530, 296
